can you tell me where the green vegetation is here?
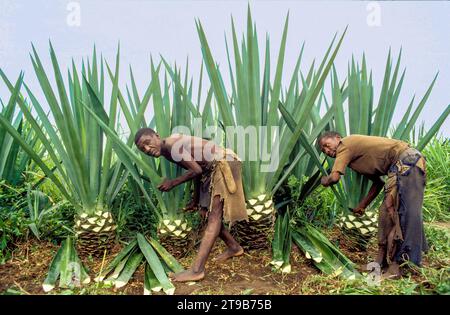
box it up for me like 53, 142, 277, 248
0, 7, 448, 295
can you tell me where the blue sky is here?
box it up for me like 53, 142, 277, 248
0, 0, 449, 136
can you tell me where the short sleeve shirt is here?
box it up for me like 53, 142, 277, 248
331, 135, 410, 177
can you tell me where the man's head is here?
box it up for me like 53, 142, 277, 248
317, 131, 342, 158
134, 128, 162, 157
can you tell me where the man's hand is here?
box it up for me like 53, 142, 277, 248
321, 175, 331, 187
199, 208, 208, 220
183, 200, 198, 212
352, 206, 365, 216
157, 178, 175, 192
321, 172, 341, 187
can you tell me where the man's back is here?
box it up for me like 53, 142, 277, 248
332, 135, 410, 177
164, 134, 236, 168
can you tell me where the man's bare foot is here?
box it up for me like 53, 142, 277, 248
381, 263, 401, 280
170, 269, 205, 282
381, 271, 401, 280
214, 246, 244, 263
355, 263, 366, 272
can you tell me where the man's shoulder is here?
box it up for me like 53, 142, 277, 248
338, 135, 373, 154
168, 133, 204, 143
165, 133, 186, 144
342, 134, 372, 142
342, 134, 406, 146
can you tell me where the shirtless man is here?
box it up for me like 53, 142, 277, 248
134, 128, 248, 282
318, 131, 428, 278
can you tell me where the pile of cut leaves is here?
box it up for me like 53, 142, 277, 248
42, 237, 91, 292
271, 211, 360, 279
96, 233, 182, 295
43, 233, 182, 295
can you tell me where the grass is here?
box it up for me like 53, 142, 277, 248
299, 262, 449, 295
299, 223, 449, 295
423, 223, 449, 266
422, 137, 450, 222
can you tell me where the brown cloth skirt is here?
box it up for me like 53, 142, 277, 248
198, 156, 248, 227
378, 147, 428, 267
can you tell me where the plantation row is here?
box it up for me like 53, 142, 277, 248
1, 9, 449, 294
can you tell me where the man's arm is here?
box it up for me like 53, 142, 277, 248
321, 143, 351, 187
157, 149, 203, 192
353, 176, 384, 215
184, 177, 200, 210
192, 177, 200, 203
321, 171, 341, 187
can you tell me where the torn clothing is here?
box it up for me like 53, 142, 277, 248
378, 147, 428, 267
198, 150, 248, 226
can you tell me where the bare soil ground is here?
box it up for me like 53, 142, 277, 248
0, 239, 320, 295
0, 225, 445, 295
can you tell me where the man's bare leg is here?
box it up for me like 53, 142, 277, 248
375, 244, 386, 267
214, 225, 244, 263
170, 196, 223, 282
376, 196, 394, 272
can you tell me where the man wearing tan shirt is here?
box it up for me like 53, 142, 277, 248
318, 132, 428, 278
